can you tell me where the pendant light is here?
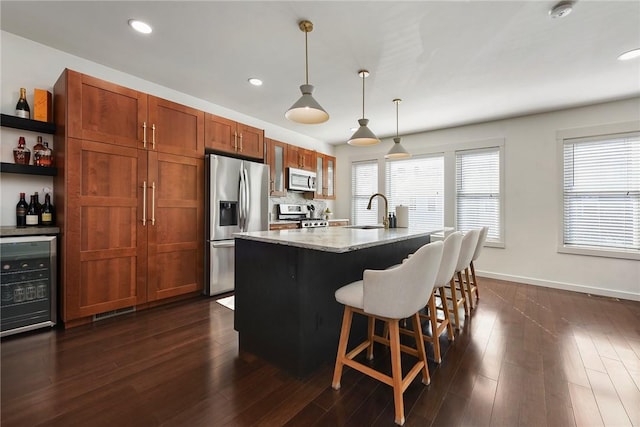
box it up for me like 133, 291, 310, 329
385, 99, 411, 159
348, 70, 380, 146
285, 20, 329, 124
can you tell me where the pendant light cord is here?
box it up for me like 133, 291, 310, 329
304, 30, 309, 85
361, 73, 365, 119
396, 101, 399, 138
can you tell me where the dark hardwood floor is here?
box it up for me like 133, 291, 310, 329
2, 278, 639, 426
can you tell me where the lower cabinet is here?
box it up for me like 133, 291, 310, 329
145, 152, 204, 302
269, 223, 299, 231
329, 220, 349, 227
56, 139, 203, 324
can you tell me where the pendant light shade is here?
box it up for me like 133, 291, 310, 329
348, 70, 379, 146
285, 20, 329, 124
385, 99, 411, 159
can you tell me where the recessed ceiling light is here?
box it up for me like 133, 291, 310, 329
618, 48, 640, 61
549, 1, 573, 18
349, 127, 358, 132
248, 78, 263, 86
128, 19, 152, 34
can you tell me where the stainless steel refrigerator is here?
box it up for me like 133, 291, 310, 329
205, 154, 269, 296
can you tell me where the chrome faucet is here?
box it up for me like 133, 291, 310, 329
367, 193, 389, 229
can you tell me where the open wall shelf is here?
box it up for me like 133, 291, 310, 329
0, 163, 57, 176
1, 113, 56, 134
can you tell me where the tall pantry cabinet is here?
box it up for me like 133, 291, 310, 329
54, 69, 204, 325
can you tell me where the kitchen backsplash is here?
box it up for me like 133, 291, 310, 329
269, 193, 331, 221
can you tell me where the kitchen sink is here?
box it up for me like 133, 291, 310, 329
344, 225, 385, 229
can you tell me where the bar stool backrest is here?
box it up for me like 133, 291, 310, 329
472, 226, 489, 262
434, 231, 464, 287
363, 241, 443, 319
455, 229, 480, 273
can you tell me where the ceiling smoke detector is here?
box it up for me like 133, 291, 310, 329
549, 1, 574, 18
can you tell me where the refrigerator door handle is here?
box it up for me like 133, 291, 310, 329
238, 164, 246, 231
211, 239, 235, 248
243, 167, 250, 229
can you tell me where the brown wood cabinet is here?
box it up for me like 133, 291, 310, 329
269, 222, 299, 231
329, 220, 349, 227
204, 113, 264, 160
315, 153, 336, 199
54, 69, 204, 324
286, 144, 314, 171
266, 138, 287, 196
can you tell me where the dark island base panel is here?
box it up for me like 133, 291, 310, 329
234, 235, 430, 378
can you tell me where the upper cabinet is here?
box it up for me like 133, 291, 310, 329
204, 113, 264, 160
148, 96, 204, 157
63, 71, 203, 158
286, 144, 314, 171
266, 138, 287, 196
314, 153, 336, 200
65, 72, 147, 149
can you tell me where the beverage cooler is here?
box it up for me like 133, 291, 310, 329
1, 235, 57, 337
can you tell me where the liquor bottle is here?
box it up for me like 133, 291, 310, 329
41, 141, 53, 166
16, 192, 28, 228
33, 136, 46, 166
41, 193, 54, 226
25, 195, 39, 226
15, 87, 30, 119
13, 136, 31, 165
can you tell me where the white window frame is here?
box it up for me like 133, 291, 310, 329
557, 121, 640, 260
385, 153, 445, 230
454, 146, 505, 247
350, 158, 380, 226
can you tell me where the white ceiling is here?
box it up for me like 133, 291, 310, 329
2, 1, 639, 145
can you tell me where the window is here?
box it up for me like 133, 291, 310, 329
385, 154, 444, 229
351, 160, 379, 225
562, 132, 640, 255
456, 147, 502, 243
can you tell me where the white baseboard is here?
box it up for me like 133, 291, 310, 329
477, 270, 640, 302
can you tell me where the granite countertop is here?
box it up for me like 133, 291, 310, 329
235, 226, 438, 253
0, 226, 60, 237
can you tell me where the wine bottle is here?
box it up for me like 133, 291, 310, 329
33, 192, 42, 225
41, 193, 54, 226
26, 195, 39, 226
15, 87, 30, 119
16, 192, 28, 228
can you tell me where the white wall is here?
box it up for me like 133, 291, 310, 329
0, 31, 334, 225
335, 98, 640, 301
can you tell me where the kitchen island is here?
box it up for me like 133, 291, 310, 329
234, 226, 437, 378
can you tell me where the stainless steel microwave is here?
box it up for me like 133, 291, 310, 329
288, 167, 316, 192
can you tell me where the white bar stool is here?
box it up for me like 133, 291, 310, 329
331, 241, 444, 426
467, 226, 489, 308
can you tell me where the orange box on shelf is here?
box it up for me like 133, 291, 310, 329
33, 89, 52, 122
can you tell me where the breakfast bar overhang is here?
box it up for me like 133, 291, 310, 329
233, 227, 436, 378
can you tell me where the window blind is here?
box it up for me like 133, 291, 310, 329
563, 133, 640, 251
351, 160, 379, 225
385, 154, 444, 229
456, 147, 502, 241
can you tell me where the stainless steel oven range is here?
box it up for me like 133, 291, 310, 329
277, 204, 328, 228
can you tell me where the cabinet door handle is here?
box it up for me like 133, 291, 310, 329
141, 181, 147, 226
234, 131, 238, 151
239, 133, 243, 152
143, 122, 147, 148
152, 124, 156, 150
150, 181, 156, 225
